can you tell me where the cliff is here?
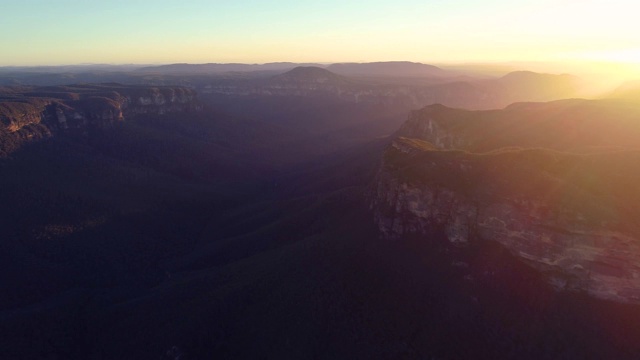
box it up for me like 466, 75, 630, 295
371, 101, 640, 303
397, 100, 640, 152
0, 84, 200, 155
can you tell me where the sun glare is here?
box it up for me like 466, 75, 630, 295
545, 49, 640, 96
578, 49, 640, 64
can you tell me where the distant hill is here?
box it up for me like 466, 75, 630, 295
267, 66, 350, 86
197, 67, 585, 116
327, 61, 447, 78
490, 71, 581, 103
608, 80, 640, 100
0, 64, 145, 73
136, 62, 324, 74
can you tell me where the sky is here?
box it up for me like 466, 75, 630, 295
1, 0, 639, 67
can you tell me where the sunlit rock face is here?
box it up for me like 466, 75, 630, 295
371, 101, 640, 303
126, 87, 198, 114
0, 102, 46, 132
0, 85, 200, 155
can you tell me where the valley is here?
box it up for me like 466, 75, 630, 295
1, 62, 640, 359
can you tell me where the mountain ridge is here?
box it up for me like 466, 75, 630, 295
327, 61, 447, 78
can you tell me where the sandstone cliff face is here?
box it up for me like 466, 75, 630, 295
123, 87, 199, 114
371, 102, 640, 304
397, 105, 475, 149
0, 102, 46, 132
0, 85, 200, 155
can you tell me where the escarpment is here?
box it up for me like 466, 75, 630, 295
397, 99, 640, 152
371, 101, 640, 303
0, 84, 200, 155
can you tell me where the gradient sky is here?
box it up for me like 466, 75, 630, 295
1, 0, 639, 66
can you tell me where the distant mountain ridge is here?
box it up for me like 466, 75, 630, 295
327, 61, 447, 78
608, 79, 640, 100
494, 71, 581, 102
136, 62, 325, 74
137, 61, 451, 78
0, 63, 584, 107
204, 66, 581, 111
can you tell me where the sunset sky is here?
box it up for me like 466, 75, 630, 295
1, 0, 639, 67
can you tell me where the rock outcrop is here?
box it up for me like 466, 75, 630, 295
371, 101, 640, 303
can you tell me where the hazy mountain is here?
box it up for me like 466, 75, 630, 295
136, 62, 325, 74
268, 66, 351, 86
327, 61, 447, 78
0, 64, 146, 73
608, 80, 640, 100
0, 65, 583, 112
492, 71, 582, 102
201, 66, 582, 111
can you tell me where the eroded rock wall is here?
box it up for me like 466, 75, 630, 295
0, 86, 201, 155
370, 139, 640, 303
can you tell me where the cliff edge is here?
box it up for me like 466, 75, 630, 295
0, 84, 200, 155
371, 101, 640, 303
